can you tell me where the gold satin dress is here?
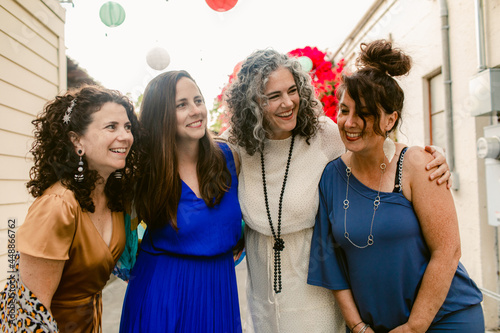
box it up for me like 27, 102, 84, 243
17, 182, 125, 333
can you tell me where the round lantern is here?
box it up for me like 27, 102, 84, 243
99, 2, 126, 28
205, 0, 238, 12
146, 47, 171, 71
297, 56, 313, 72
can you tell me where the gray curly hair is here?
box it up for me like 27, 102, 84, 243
225, 49, 322, 156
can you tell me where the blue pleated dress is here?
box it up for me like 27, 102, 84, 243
120, 143, 242, 333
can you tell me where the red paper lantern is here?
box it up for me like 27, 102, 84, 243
205, 0, 238, 12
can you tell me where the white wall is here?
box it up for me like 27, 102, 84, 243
332, 0, 500, 328
0, 0, 66, 284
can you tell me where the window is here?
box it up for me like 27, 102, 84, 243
428, 72, 446, 149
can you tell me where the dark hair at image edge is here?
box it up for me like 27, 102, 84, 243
134, 70, 231, 230
336, 39, 412, 135
27, 85, 141, 213
226, 49, 321, 156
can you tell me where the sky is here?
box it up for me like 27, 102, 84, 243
61, 0, 375, 113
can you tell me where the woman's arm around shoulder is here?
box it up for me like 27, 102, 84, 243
391, 147, 461, 333
424, 146, 452, 189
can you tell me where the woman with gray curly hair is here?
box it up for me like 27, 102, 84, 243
220, 48, 451, 332
221, 48, 346, 332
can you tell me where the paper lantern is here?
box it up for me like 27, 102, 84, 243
297, 56, 313, 72
146, 47, 171, 71
205, 0, 238, 12
99, 2, 126, 28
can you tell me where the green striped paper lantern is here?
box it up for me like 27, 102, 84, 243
99, 2, 126, 28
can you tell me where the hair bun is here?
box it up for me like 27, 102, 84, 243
357, 39, 412, 77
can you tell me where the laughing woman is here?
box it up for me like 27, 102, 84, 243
0, 85, 139, 333
307, 40, 484, 333
220, 49, 452, 333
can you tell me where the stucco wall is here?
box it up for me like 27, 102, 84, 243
332, 0, 500, 328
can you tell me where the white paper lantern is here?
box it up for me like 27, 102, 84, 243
146, 47, 171, 71
297, 56, 313, 72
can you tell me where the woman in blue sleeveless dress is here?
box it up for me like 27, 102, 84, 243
120, 71, 242, 333
308, 40, 484, 332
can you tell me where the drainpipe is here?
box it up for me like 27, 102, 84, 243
439, 0, 458, 190
475, 0, 487, 72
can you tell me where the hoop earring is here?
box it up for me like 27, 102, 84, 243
74, 150, 84, 182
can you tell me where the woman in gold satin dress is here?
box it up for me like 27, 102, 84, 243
0, 85, 140, 333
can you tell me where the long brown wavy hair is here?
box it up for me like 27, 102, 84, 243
134, 70, 231, 230
27, 85, 141, 212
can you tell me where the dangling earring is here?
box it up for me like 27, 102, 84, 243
74, 150, 84, 182
383, 132, 396, 163
114, 170, 123, 179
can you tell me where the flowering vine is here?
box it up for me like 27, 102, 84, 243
288, 46, 344, 123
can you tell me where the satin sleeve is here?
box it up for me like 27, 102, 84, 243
307, 164, 350, 290
17, 193, 76, 260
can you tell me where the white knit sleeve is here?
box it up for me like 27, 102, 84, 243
317, 116, 345, 161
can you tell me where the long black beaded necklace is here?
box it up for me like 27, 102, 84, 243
260, 134, 295, 293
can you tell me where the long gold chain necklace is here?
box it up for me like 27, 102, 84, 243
343, 161, 386, 249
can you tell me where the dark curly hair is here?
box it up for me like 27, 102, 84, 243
226, 49, 321, 156
336, 39, 412, 135
27, 85, 141, 213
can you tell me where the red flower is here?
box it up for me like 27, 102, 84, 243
287, 47, 344, 123
321, 94, 338, 122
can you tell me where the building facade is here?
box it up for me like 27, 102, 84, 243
0, 0, 66, 284
331, 0, 500, 328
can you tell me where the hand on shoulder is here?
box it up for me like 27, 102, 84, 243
402, 146, 450, 202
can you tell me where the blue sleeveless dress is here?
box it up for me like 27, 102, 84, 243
308, 157, 483, 332
120, 143, 242, 333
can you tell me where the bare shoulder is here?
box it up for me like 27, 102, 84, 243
403, 146, 434, 172
402, 146, 443, 201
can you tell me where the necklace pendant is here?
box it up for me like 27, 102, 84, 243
273, 238, 285, 251
343, 199, 349, 209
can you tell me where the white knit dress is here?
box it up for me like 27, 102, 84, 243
226, 117, 346, 332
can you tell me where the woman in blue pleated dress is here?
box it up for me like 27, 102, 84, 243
120, 70, 243, 333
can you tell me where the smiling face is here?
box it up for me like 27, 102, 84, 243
262, 67, 300, 140
175, 77, 207, 144
73, 102, 133, 179
337, 91, 397, 154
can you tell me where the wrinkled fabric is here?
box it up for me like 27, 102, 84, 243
120, 142, 243, 333
16, 182, 125, 333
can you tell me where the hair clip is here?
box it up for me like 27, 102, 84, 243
63, 98, 77, 124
